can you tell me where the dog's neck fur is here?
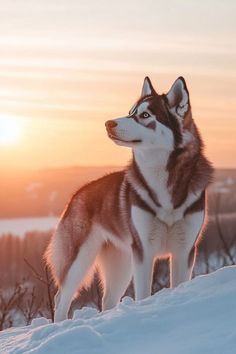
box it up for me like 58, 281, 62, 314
134, 148, 170, 170
134, 148, 173, 209
129, 148, 171, 210
129, 131, 213, 210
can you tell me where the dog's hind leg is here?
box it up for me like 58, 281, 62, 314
54, 234, 102, 322
99, 244, 133, 311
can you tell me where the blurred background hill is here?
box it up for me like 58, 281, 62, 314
1, 166, 236, 218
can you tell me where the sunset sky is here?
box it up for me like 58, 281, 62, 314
0, 0, 235, 170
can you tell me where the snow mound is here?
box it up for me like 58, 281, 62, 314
1, 266, 236, 354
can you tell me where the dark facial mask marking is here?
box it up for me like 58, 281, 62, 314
146, 121, 156, 130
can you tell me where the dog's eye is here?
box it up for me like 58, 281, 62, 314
141, 112, 150, 119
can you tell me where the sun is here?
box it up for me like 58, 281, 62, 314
0, 116, 22, 145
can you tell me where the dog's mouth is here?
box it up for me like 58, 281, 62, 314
108, 133, 142, 144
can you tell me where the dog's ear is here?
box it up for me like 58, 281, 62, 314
166, 77, 190, 117
141, 77, 156, 97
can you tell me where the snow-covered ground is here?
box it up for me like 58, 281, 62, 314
1, 266, 236, 354
0, 217, 59, 237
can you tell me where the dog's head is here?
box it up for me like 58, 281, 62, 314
105, 77, 194, 152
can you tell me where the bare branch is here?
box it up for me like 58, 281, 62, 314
24, 258, 55, 322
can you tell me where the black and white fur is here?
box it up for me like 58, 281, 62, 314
45, 77, 213, 322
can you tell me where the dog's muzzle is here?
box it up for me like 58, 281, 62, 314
105, 119, 142, 144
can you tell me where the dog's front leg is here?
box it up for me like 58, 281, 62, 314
169, 211, 204, 288
131, 206, 156, 300
170, 249, 195, 288
133, 249, 154, 300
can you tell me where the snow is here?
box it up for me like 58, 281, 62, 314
0, 217, 59, 238
1, 266, 236, 354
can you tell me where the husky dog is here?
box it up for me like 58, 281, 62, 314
45, 77, 213, 322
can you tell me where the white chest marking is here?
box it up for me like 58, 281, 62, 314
130, 150, 203, 226
131, 205, 205, 257
156, 190, 202, 226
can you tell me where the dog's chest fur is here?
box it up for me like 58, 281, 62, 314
133, 166, 199, 226
131, 203, 204, 259
128, 151, 201, 226
128, 166, 203, 257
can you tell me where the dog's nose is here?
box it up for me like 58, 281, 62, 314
105, 120, 118, 129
